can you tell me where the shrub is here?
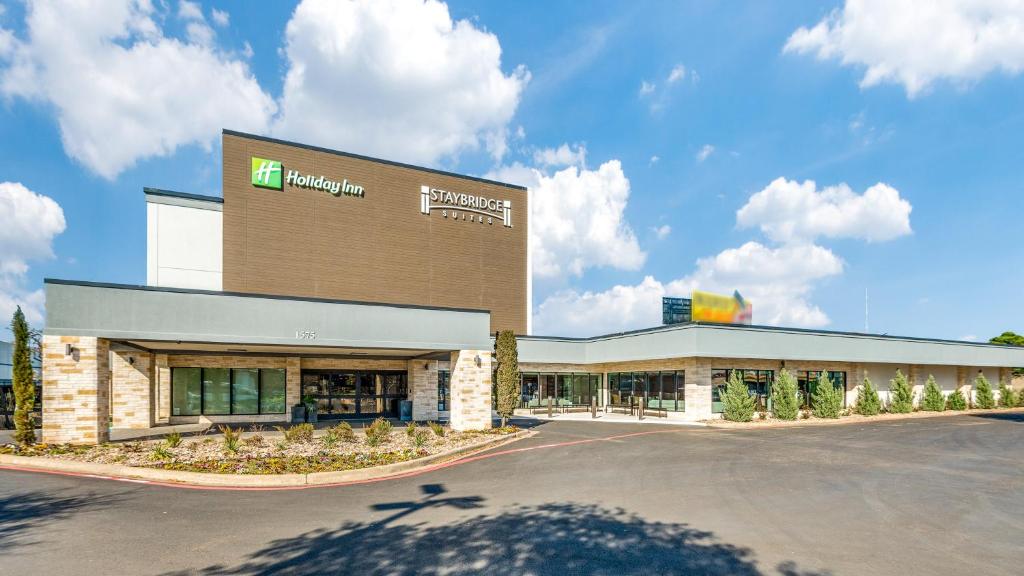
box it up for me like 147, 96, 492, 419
428, 421, 446, 437
811, 371, 842, 419
771, 369, 799, 421
219, 425, 242, 453
413, 429, 429, 449
888, 370, 914, 414
322, 429, 339, 448
495, 330, 521, 427
10, 307, 35, 445
921, 375, 945, 412
150, 445, 172, 461
974, 374, 995, 409
855, 377, 882, 416
722, 370, 755, 422
406, 421, 417, 437
997, 380, 1016, 408
365, 418, 393, 447
276, 423, 314, 444
946, 388, 967, 411
333, 422, 356, 442
1018, 387, 1024, 408
165, 431, 182, 448
242, 434, 265, 447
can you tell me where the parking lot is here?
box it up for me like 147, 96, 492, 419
1, 413, 1021, 575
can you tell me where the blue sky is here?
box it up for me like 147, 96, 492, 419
0, 0, 1022, 341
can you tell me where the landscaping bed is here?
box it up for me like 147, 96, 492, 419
705, 406, 1024, 429
0, 421, 521, 475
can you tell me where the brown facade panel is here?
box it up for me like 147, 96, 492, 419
222, 132, 528, 333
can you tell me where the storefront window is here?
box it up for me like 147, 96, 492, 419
438, 370, 450, 411
797, 371, 847, 408
202, 368, 230, 415
171, 367, 201, 416
606, 371, 685, 411
231, 368, 259, 414
172, 367, 289, 416
260, 369, 286, 414
518, 372, 603, 407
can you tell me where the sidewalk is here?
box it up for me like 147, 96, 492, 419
514, 411, 706, 426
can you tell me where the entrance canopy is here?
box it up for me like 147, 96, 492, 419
44, 279, 492, 354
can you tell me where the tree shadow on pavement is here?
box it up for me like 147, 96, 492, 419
177, 484, 828, 576
0, 488, 123, 552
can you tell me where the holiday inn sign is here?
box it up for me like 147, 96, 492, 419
251, 156, 365, 198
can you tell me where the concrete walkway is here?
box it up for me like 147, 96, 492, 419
515, 411, 706, 426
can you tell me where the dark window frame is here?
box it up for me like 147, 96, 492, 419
171, 367, 287, 416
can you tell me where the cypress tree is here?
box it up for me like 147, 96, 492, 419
888, 370, 914, 414
945, 388, 967, 411
997, 379, 1016, 408
722, 370, 755, 422
494, 330, 520, 428
11, 307, 36, 445
974, 374, 995, 409
771, 368, 799, 421
811, 371, 842, 418
855, 377, 881, 416
921, 375, 945, 412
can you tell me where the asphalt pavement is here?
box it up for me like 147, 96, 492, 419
1, 412, 1022, 575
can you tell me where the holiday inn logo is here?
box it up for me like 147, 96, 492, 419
251, 157, 282, 189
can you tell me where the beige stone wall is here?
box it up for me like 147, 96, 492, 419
110, 346, 155, 429
155, 354, 170, 423
449, 350, 492, 431
409, 359, 440, 422
42, 336, 111, 445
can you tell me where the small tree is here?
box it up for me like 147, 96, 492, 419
722, 370, 755, 422
11, 307, 36, 445
771, 369, 799, 421
974, 373, 995, 409
1018, 386, 1024, 408
811, 371, 842, 418
888, 370, 914, 414
945, 388, 967, 411
998, 379, 1017, 408
921, 375, 945, 412
494, 330, 520, 428
855, 377, 881, 416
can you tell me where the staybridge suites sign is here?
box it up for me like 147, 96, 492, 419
420, 185, 512, 228
251, 157, 365, 198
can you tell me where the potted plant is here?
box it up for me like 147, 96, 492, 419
303, 394, 318, 424
291, 402, 306, 424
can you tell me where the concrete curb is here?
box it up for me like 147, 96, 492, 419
0, 430, 534, 488
704, 407, 1024, 429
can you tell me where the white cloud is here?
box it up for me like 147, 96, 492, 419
651, 224, 671, 240
0, 0, 275, 179
534, 242, 844, 335
960, 334, 978, 342
784, 0, 1024, 97
639, 80, 655, 95
532, 143, 586, 168
695, 144, 715, 163
274, 0, 528, 166
666, 64, 686, 83
211, 8, 230, 27
487, 158, 646, 280
736, 177, 912, 244
178, 1, 204, 21
0, 182, 66, 325
649, 155, 659, 165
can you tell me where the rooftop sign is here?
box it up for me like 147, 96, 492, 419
250, 156, 364, 198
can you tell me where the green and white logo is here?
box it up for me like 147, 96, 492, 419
251, 157, 282, 189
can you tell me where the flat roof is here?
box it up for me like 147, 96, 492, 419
223, 129, 528, 192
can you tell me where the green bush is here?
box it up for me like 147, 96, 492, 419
811, 371, 842, 419
771, 369, 799, 421
365, 417, 393, 447
428, 420, 446, 437
10, 307, 35, 445
406, 421, 417, 437
276, 423, 314, 444
888, 370, 914, 414
921, 375, 945, 412
150, 445, 173, 461
946, 388, 967, 411
413, 429, 428, 449
494, 330, 521, 427
722, 370, 755, 422
333, 422, 356, 442
165, 431, 182, 448
1018, 387, 1024, 408
974, 374, 995, 409
218, 425, 242, 453
855, 377, 881, 416
997, 380, 1016, 408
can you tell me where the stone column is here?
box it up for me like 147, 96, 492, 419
42, 336, 111, 445
685, 359, 713, 420
449, 350, 492, 431
409, 359, 439, 422
286, 357, 302, 422
110, 346, 155, 429
909, 365, 922, 409
956, 366, 971, 407
155, 353, 170, 423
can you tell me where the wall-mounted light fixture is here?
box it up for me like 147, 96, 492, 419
128, 356, 136, 366
424, 362, 430, 371
64, 343, 75, 357
474, 354, 482, 367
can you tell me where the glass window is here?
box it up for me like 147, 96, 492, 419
260, 369, 286, 414
171, 368, 201, 416
202, 368, 230, 415
232, 368, 259, 414
557, 374, 573, 404
711, 369, 729, 412
438, 370, 450, 411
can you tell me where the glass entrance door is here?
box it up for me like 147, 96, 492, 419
301, 370, 407, 419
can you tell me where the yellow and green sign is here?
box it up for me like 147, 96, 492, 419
692, 290, 752, 324
251, 157, 282, 190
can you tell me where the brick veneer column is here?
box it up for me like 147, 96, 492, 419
286, 357, 302, 421
155, 354, 170, 423
449, 350, 492, 431
42, 336, 111, 445
409, 359, 439, 422
110, 346, 155, 429
685, 359, 713, 420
